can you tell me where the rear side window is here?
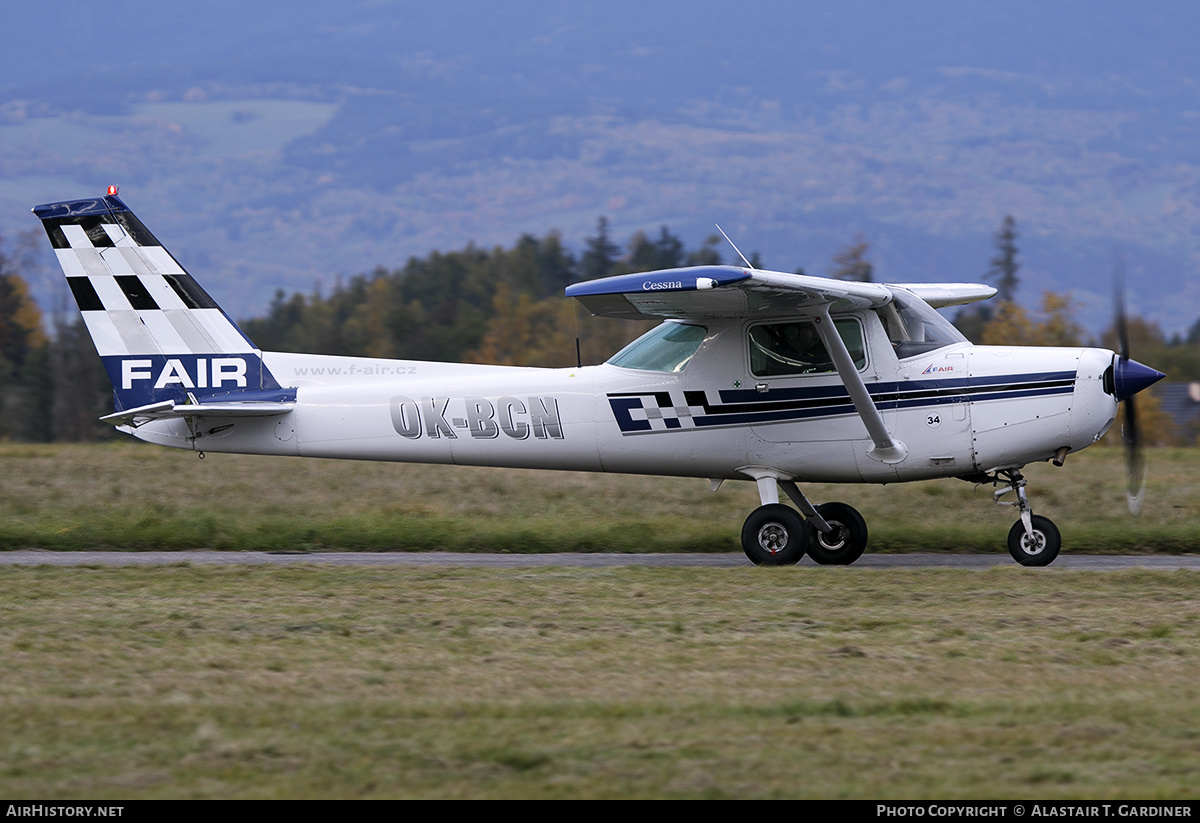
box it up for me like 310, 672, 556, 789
749, 319, 865, 377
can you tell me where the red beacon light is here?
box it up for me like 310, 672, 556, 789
107, 185, 119, 196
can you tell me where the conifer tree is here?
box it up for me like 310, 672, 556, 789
831, 234, 873, 282
685, 234, 723, 267
987, 216, 1020, 303
582, 217, 620, 280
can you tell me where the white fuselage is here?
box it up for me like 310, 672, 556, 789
127, 313, 1120, 486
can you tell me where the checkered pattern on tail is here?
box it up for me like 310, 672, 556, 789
32, 194, 254, 357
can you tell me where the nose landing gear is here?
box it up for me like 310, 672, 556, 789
993, 468, 1062, 566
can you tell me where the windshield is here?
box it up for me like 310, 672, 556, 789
876, 290, 967, 359
607, 322, 708, 372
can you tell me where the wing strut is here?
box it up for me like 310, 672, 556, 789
813, 304, 907, 464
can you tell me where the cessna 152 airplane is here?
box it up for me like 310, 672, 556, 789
33, 191, 1165, 566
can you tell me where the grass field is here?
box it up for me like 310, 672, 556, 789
1, 444, 1198, 797
0, 442, 1198, 554
1, 564, 1198, 799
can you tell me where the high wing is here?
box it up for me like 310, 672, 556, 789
897, 283, 999, 309
568, 266, 996, 466
565, 265, 995, 319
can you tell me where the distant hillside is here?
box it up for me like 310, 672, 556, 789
3, 1, 1200, 337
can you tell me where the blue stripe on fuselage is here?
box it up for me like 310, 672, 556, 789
609, 371, 1076, 433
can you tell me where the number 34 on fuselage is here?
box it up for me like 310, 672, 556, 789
32, 192, 1164, 566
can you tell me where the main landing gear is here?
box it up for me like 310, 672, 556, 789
738, 466, 1064, 567
993, 468, 1062, 566
741, 504, 808, 566
738, 474, 869, 566
807, 502, 869, 565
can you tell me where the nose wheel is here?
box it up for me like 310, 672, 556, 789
994, 468, 1062, 566
1007, 514, 1061, 566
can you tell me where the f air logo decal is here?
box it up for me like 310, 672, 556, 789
121, 357, 248, 390
390, 395, 564, 441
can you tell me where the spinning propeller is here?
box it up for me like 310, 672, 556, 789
1111, 262, 1166, 514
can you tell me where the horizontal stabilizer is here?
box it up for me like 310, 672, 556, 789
100, 397, 295, 427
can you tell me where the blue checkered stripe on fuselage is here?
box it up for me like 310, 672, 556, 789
607, 372, 1076, 434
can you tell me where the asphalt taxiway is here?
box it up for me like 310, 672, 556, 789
2, 551, 1198, 570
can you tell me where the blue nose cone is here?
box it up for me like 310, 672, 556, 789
1113, 357, 1166, 402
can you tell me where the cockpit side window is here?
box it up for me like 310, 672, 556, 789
876, 291, 967, 359
607, 321, 708, 372
749, 319, 865, 377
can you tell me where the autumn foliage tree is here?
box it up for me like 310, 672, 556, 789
0, 231, 113, 441
467, 284, 577, 367
0, 239, 46, 441
980, 291, 1082, 347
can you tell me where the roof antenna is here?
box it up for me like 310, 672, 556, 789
715, 224, 755, 269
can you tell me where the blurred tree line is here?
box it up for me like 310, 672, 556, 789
240, 219, 729, 368
0, 231, 114, 442
1, 216, 1198, 443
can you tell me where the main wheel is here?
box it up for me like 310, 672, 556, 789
807, 502, 869, 565
1007, 515, 1061, 566
741, 504, 807, 566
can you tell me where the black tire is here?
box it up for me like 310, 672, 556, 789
807, 502, 869, 565
741, 504, 807, 566
1007, 515, 1061, 566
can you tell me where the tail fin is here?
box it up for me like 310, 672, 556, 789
32, 192, 286, 413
